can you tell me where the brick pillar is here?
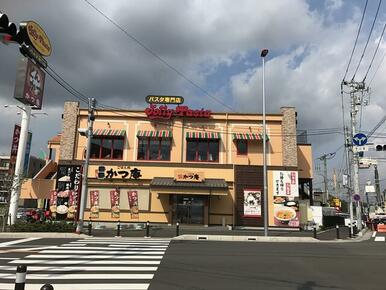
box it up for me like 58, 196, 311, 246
59, 101, 79, 160
280, 107, 297, 167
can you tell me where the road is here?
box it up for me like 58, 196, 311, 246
0, 232, 384, 290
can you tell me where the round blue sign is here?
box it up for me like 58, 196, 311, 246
353, 194, 361, 202
353, 133, 368, 146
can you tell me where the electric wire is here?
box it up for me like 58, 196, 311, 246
342, 0, 368, 81
368, 47, 386, 86
351, 0, 382, 81
362, 22, 386, 81
83, 0, 235, 113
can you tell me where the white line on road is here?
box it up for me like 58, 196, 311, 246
108, 245, 168, 248
0, 283, 149, 290
54, 246, 168, 251
0, 238, 41, 247
372, 232, 377, 238
0, 273, 154, 280
0, 258, 17, 260
71, 241, 170, 245
26, 254, 163, 259
9, 259, 161, 265
374, 236, 385, 242
0, 265, 158, 271
40, 250, 165, 254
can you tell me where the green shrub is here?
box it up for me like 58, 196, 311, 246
10, 221, 75, 232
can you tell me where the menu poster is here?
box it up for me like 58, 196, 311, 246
49, 190, 57, 217
67, 190, 77, 219
110, 189, 120, 218
272, 171, 299, 197
90, 190, 100, 218
128, 190, 139, 219
243, 189, 261, 217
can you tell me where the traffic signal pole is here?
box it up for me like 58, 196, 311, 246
8, 105, 31, 225
76, 98, 96, 234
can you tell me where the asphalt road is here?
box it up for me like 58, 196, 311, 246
150, 238, 385, 290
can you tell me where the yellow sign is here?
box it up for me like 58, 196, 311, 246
25, 21, 52, 57
174, 170, 205, 182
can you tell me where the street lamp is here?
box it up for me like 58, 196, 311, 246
261, 48, 269, 237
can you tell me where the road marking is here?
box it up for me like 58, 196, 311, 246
0, 265, 158, 271
0, 273, 154, 279
0, 237, 41, 247
26, 254, 163, 259
372, 232, 377, 238
40, 249, 165, 254
108, 244, 168, 248
9, 259, 161, 265
70, 241, 170, 245
0, 283, 149, 290
0, 246, 55, 253
374, 236, 385, 242
53, 246, 168, 251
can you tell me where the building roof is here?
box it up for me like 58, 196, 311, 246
48, 134, 61, 144
150, 177, 228, 189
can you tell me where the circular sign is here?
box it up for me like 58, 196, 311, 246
25, 21, 52, 57
353, 133, 368, 146
353, 194, 361, 202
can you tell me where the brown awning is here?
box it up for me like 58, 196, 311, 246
20, 179, 55, 199
151, 177, 228, 189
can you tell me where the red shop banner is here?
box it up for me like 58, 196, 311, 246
110, 189, 120, 218
90, 190, 100, 218
127, 191, 139, 219
49, 190, 57, 217
67, 190, 77, 220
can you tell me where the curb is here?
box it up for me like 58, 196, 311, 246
172, 235, 320, 243
0, 232, 89, 238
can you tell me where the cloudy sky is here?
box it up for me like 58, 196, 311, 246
1, 0, 386, 192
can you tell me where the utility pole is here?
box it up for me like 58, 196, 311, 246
317, 153, 335, 204
344, 125, 354, 236
76, 98, 96, 234
374, 165, 381, 206
8, 105, 31, 225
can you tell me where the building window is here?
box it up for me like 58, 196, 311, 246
186, 139, 219, 162
90, 137, 124, 159
137, 138, 171, 161
236, 140, 248, 155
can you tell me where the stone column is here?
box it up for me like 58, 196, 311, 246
59, 101, 80, 160
280, 107, 298, 167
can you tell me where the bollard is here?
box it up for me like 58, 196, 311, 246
88, 218, 92, 236
336, 224, 340, 239
145, 221, 150, 238
349, 226, 352, 238
176, 222, 180, 236
116, 220, 121, 237
313, 224, 317, 239
40, 284, 54, 290
353, 225, 357, 236
15, 265, 27, 290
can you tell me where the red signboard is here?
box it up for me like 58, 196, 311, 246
8, 125, 21, 175
128, 190, 139, 219
90, 190, 100, 218
14, 58, 45, 109
145, 104, 211, 120
110, 189, 120, 218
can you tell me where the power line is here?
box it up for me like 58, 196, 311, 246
83, 0, 235, 113
362, 22, 386, 81
368, 47, 386, 85
351, 0, 382, 81
342, 0, 368, 81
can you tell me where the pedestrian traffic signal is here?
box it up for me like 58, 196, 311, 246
375, 144, 386, 151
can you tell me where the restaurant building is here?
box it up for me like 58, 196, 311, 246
24, 101, 313, 228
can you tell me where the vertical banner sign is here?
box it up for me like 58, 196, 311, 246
23, 132, 32, 176
272, 171, 300, 228
8, 125, 21, 176
49, 190, 57, 218
128, 191, 139, 219
67, 191, 77, 219
56, 165, 82, 220
243, 189, 261, 217
90, 190, 100, 218
14, 58, 45, 110
110, 189, 120, 218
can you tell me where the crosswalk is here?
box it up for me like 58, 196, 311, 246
0, 237, 171, 290
371, 231, 386, 242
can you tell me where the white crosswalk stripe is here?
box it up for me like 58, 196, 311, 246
1, 237, 170, 290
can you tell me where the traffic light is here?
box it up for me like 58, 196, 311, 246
375, 144, 386, 151
0, 13, 26, 44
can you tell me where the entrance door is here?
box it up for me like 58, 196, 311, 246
174, 195, 205, 224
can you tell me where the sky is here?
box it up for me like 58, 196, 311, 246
1, 0, 386, 195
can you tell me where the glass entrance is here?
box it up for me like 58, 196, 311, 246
173, 195, 205, 224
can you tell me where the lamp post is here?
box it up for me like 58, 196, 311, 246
261, 48, 269, 237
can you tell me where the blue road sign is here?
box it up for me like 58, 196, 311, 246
353, 133, 368, 146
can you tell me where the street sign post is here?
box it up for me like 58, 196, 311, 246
353, 133, 368, 146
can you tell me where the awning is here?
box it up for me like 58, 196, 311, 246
186, 132, 220, 139
137, 130, 172, 138
151, 177, 228, 190
232, 132, 269, 141
93, 129, 126, 136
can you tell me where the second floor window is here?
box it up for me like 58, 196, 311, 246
186, 139, 219, 162
90, 137, 124, 160
137, 138, 171, 161
236, 139, 248, 155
